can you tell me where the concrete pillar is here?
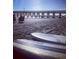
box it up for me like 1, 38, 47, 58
16, 13, 20, 23
53, 12, 55, 18
39, 12, 41, 18
47, 12, 49, 18
59, 13, 61, 18
13, 14, 16, 23
37, 12, 39, 18
32, 12, 35, 18
41, 12, 44, 18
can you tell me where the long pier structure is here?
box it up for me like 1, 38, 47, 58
13, 10, 66, 18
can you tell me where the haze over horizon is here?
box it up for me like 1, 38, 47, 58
13, 0, 66, 11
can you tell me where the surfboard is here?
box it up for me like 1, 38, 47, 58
14, 39, 66, 59
31, 32, 66, 44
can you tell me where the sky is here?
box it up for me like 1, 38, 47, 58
13, 0, 66, 11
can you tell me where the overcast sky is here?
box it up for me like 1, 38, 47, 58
13, 0, 66, 11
